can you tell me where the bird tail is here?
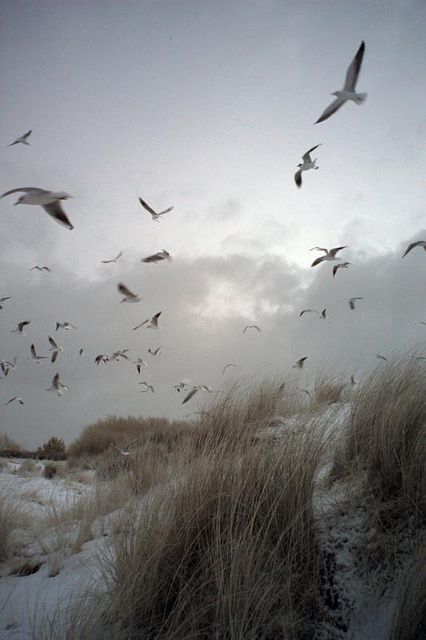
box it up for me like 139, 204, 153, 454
354, 92, 367, 104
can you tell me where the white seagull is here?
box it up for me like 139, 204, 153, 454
48, 336, 63, 363
11, 320, 31, 335
46, 373, 70, 395
138, 381, 155, 393
310, 246, 347, 268
8, 130, 32, 147
242, 325, 262, 334
30, 343, 48, 363
333, 262, 351, 277
111, 436, 142, 456
293, 357, 307, 369
402, 240, 426, 258
102, 251, 123, 264
0, 358, 17, 377
139, 197, 174, 222
4, 396, 24, 406
0, 187, 74, 230
141, 250, 172, 263
181, 385, 211, 405
133, 358, 147, 374
132, 312, 162, 330
148, 346, 162, 356
349, 297, 363, 310
56, 321, 77, 331
315, 41, 367, 124
95, 354, 110, 365
294, 144, 321, 188
118, 282, 141, 303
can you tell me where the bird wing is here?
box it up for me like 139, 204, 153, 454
332, 265, 339, 277
51, 351, 58, 363
294, 169, 302, 188
138, 198, 157, 216
315, 98, 345, 124
118, 282, 136, 298
52, 373, 60, 388
5, 397, 17, 405
42, 202, 74, 230
311, 256, 326, 267
302, 144, 321, 163
158, 207, 174, 216
330, 246, 347, 256
48, 336, 59, 349
182, 387, 198, 405
151, 312, 162, 326
30, 344, 37, 358
402, 241, 423, 257
132, 319, 149, 330
22, 130, 32, 139
309, 247, 328, 253
0, 187, 45, 198
343, 41, 365, 91
349, 300, 355, 310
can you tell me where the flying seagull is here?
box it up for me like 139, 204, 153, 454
30, 266, 51, 272
148, 346, 162, 356
315, 41, 367, 124
8, 130, 32, 147
299, 309, 319, 317
11, 320, 31, 335
0, 358, 17, 377
30, 344, 48, 363
402, 240, 426, 258
133, 358, 147, 374
102, 251, 123, 264
141, 250, 172, 263
138, 381, 155, 393
319, 308, 327, 320
243, 325, 262, 334
110, 349, 130, 361
48, 336, 63, 363
349, 297, 363, 310
118, 282, 141, 303
46, 372, 70, 395
139, 197, 174, 222
375, 354, 388, 362
56, 321, 76, 331
132, 312, 162, 330
222, 363, 237, 375
4, 396, 24, 406
293, 357, 307, 369
0, 187, 74, 230
0, 296, 12, 303
333, 262, 351, 277
78, 348, 84, 357
95, 354, 110, 365
294, 144, 321, 188
111, 436, 142, 456
181, 385, 211, 405
174, 381, 191, 394
310, 246, 347, 268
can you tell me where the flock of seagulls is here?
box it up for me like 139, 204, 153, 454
1, 39, 425, 424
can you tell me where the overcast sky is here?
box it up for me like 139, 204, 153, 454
1, 0, 425, 447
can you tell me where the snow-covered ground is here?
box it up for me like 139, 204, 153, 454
0, 407, 422, 639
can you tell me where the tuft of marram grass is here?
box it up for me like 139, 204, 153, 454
97, 431, 323, 640
389, 542, 426, 640
331, 357, 426, 521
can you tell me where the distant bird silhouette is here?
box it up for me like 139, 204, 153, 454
402, 240, 426, 258
349, 297, 363, 310
8, 130, 32, 147
30, 266, 51, 272
310, 246, 347, 268
102, 251, 123, 264
333, 262, 351, 277
46, 372, 70, 395
56, 321, 76, 331
118, 282, 141, 303
293, 357, 307, 369
141, 250, 171, 263
139, 197, 173, 221
375, 354, 388, 362
243, 325, 261, 334
133, 312, 162, 330
4, 396, 24, 406
12, 320, 31, 335
222, 363, 237, 375
299, 309, 319, 317
30, 344, 48, 363
148, 346, 162, 356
